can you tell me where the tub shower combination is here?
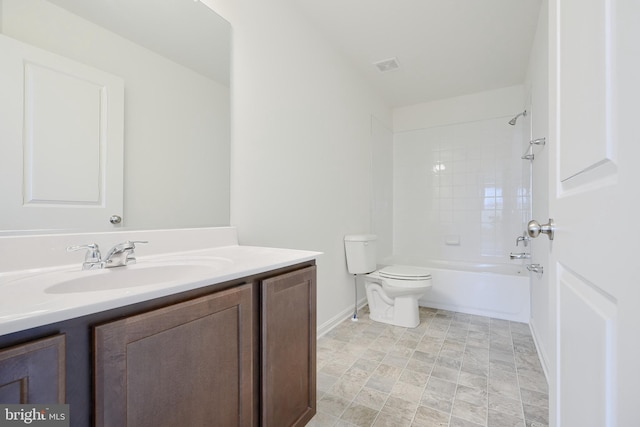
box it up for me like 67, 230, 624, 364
351, 110, 540, 327
399, 258, 529, 323
345, 234, 530, 326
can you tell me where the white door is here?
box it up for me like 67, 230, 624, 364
548, 1, 640, 426
0, 34, 124, 233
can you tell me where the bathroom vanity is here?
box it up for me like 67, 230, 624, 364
0, 228, 319, 427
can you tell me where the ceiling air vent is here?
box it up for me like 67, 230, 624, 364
373, 57, 400, 73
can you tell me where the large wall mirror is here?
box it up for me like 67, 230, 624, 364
0, 0, 230, 234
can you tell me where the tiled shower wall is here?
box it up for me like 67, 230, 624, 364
393, 118, 529, 265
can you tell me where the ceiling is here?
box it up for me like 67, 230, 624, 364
48, 0, 230, 86
289, 0, 542, 108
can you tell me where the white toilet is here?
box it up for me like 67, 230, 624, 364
344, 234, 432, 328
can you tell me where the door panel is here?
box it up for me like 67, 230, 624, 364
0, 34, 124, 232
557, 265, 616, 427
24, 63, 103, 204
549, 0, 640, 426
558, 0, 613, 182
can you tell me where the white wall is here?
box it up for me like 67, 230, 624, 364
394, 85, 526, 132
1, 0, 230, 229
525, 0, 550, 378
371, 116, 394, 263
203, 0, 392, 329
392, 87, 528, 266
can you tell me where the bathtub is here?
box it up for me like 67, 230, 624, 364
387, 259, 530, 322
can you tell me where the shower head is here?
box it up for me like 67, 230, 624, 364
508, 110, 527, 125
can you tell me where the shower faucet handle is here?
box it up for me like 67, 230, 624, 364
515, 233, 530, 247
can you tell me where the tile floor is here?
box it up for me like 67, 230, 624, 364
311, 306, 549, 427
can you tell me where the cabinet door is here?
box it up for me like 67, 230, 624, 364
94, 284, 253, 427
261, 266, 316, 427
0, 334, 65, 404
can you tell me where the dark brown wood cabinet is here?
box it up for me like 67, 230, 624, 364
0, 334, 65, 404
94, 284, 253, 427
0, 261, 316, 427
262, 266, 316, 427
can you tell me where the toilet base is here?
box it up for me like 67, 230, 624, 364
365, 284, 422, 328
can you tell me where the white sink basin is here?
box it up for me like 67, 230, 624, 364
0, 243, 321, 337
41, 257, 233, 294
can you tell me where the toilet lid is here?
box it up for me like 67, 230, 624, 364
379, 265, 431, 280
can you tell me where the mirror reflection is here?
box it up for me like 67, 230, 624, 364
0, 0, 231, 234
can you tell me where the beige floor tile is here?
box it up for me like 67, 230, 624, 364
308, 411, 339, 427
455, 384, 488, 407
431, 364, 460, 382
488, 393, 524, 418
487, 409, 526, 427
341, 403, 379, 427
399, 369, 430, 388
519, 388, 548, 409
372, 411, 412, 427
451, 398, 487, 425
354, 387, 389, 411
380, 395, 418, 420
389, 380, 425, 404
450, 416, 485, 427
458, 371, 488, 389
316, 308, 549, 427
523, 403, 549, 426
412, 405, 450, 427
318, 393, 351, 417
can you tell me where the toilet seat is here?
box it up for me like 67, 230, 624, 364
379, 265, 431, 281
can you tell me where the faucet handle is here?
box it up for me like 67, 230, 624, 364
123, 240, 148, 264
67, 243, 101, 261
67, 243, 103, 270
124, 240, 148, 253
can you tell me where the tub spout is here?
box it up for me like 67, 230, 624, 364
509, 252, 531, 260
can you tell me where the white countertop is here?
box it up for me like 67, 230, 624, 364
0, 244, 320, 337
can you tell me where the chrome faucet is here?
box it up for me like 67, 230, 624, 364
509, 252, 531, 260
67, 240, 147, 270
103, 241, 148, 268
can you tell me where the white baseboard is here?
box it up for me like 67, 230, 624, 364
529, 319, 550, 383
317, 297, 367, 339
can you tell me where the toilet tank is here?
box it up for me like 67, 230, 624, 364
344, 234, 377, 274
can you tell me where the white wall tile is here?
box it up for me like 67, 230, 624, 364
393, 117, 527, 264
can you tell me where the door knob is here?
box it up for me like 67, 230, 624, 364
527, 218, 555, 240
109, 215, 122, 224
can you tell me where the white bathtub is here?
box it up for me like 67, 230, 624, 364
388, 259, 530, 322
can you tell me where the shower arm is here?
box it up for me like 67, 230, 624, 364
509, 110, 527, 125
